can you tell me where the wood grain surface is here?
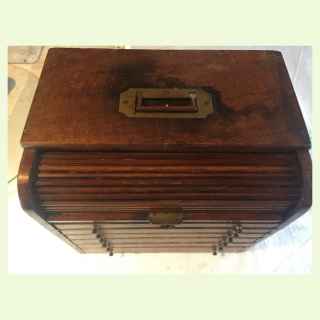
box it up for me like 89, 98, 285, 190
21, 48, 310, 151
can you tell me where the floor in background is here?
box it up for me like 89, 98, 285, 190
7, 46, 312, 274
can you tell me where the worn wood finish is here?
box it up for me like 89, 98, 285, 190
35, 152, 300, 220
252, 149, 312, 246
17, 48, 312, 255
17, 149, 83, 253
21, 49, 310, 151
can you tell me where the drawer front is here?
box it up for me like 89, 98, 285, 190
53, 220, 280, 254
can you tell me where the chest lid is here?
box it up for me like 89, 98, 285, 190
21, 48, 310, 152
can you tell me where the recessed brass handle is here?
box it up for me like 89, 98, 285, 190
136, 93, 198, 113
119, 88, 214, 118
148, 210, 184, 226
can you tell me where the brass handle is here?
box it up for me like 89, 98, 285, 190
119, 88, 214, 118
149, 210, 183, 226
136, 91, 198, 113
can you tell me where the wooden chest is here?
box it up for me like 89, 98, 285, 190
18, 48, 312, 255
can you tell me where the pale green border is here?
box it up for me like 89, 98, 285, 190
1, 1, 319, 319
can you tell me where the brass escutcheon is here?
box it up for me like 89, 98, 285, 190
148, 210, 184, 226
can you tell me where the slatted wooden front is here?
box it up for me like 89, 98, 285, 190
33, 151, 301, 254
52, 220, 281, 254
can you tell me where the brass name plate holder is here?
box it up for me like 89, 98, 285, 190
119, 88, 214, 118
149, 210, 184, 228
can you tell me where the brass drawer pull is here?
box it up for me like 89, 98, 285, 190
149, 210, 184, 226
119, 88, 214, 118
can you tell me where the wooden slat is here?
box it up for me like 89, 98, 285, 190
48, 212, 283, 222
39, 192, 299, 202
37, 185, 299, 194
79, 228, 270, 235
112, 248, 247, 253
64, 232, 267, 240
59, 229, 95, 235
53, 219, 281, 223
64, 234, 100, 240
40, 152, 295, 161
38, 172, 296, 179
62, 231, 266, 241
99, 238, 257, 245
82, 248, 108, 253
39, 164, 295, 174
36, 177, 300, 187
41, 199, 293, 206
42, 199, 292, 208
59, 225, 274, 233
81, 247, 247, 254
53, 222, 279, 230
111, 243, 249, 249
71, 239, 102, 245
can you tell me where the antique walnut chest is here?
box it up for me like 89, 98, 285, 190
18, 48, 312, 255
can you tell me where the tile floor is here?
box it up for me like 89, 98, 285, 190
7, 46, 312, 274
